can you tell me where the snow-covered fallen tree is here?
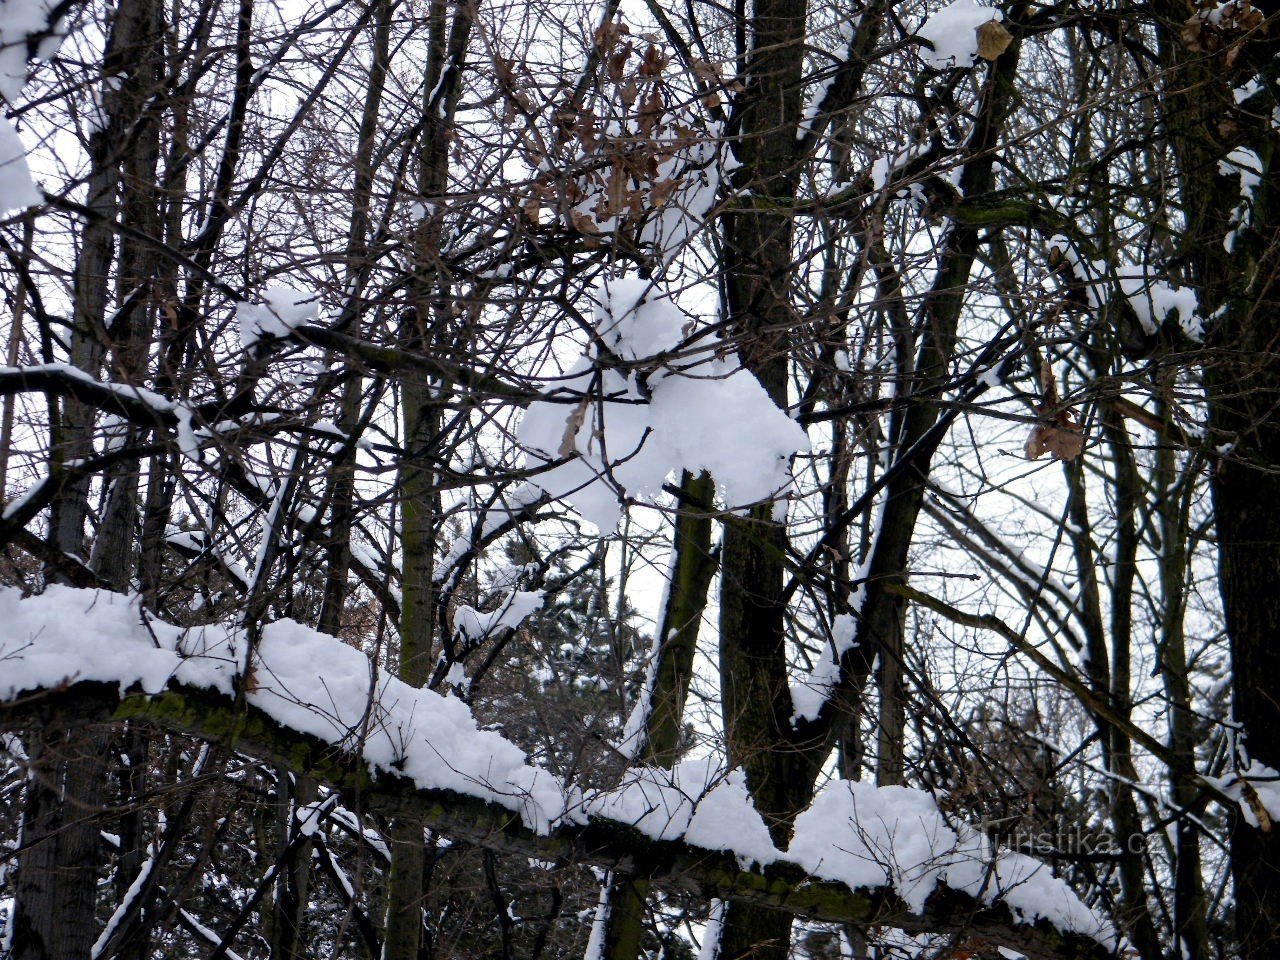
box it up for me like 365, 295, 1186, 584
0, 586, 1116, 960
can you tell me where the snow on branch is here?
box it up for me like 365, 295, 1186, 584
518, 276, 810, 531
0, 586, 1116, 959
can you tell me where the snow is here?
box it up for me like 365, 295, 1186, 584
0, 362, 177, 414
0, 0, 63, 212
639, 136, 726, 266
797, 21, 858, 142
696, 900, 725, 960
789, 780, 1115, 945
683, 768, 778, 868
917, 0, 1002, 69
238, 284, 318, 348
0, 587, 190, 700
1047, 239, 1201, 337
593, 276, 689, 361
791, 612, 860, 724
0, 115, 39, 212
519, 277, 810, 531
1219, 147, 1262, 253
791, 505, 881, 724
0, 584, 1115, 947
92, 845, 155, 958
584, 757, 777, 867
582, 882, 611, 960
871, 140, 929, 190
1221, 147, 1263, 197
174, 407, 203, 463
0, 586, 569, 832
616, 628, 664, 760
453, 589, 544, 642
295, 797, 336, 836
1206, 760, 1280, 829
1117, 274, 1199, 338
435, 483, 544, 587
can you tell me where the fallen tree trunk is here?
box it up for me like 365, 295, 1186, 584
0, 677, 1113, 960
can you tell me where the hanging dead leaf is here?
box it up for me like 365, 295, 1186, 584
608, 42, 633, 82
569, 210, 601, 234
691, 58, 720, 83
650, 177, 678, 207
1181, 15, 1209, 52
619, 79, 639, 108
639, 44, 667, 77
593, 19, 630, 54
558, 398, 589, 458
1242, 780, 1274, 833
975, 19, 1012, 60
1025, 358, 1084, 461
1025, 416, 1085, 461
637, 87, 663, 136
602, 159, 627, 218
575, 107, 598, 151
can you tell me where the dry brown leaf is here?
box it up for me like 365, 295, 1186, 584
1025, 359, 1084, 461
1025, 417, 1085, 462
569, 210, 601, 234
608, 43, 633, 82
1181, 16, 1206, 51
1243, 781, 1274, 833
975, 19, 1012, 61
650, 177, 678, 207
594, 19, 629, 54
691, 58, 720, 83
558, 399, 589, 458
639, 44, 667, 78
603, 159, 627, 218
637, 87, 663, 136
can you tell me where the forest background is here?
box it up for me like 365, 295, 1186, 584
1, 0, 1280, 959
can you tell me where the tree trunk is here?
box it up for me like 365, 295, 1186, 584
1156, 11, 1280, 956
603, 470, 716, 960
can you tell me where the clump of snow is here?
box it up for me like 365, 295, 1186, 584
593, 276, 689, 361
0, 0, 61, 100
584, 757, 778, 867
0, 586, 185, 700
789, 779, 1116, 945
0, 586, 569, 832
0, 0, 64, 212
638, 134, 727, 266
1117, 274, 1199, 338
453, 589, 544, 642
518, 276, 809, 531
791, 612, 860, 724
238, 285, 318, 348
1219, 147, 1261, 201
0, 115, 39, 212
1207, 760, 1280, 829
1219, 147, 1263, 252
917, 0, 1002, 69
871, 140, 930, 190
797, 21, 858, 141
615, 627, 664, 761
683, 768, 778, 868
